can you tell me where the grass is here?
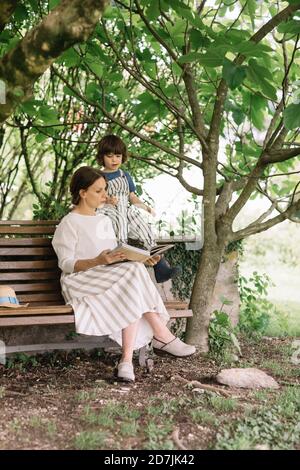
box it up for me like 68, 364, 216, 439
74, 430, 108, 450
215, 392, 300, 450
190, 408, 218, 425
266, 299, 300, 337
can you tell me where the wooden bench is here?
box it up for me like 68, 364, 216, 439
0, 220, 192, 357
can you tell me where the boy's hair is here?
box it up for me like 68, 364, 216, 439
96, 134, 128, 166
70, 166, 107, 205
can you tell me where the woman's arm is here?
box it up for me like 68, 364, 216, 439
74, 250, 126, 272
53, 218, 126, 274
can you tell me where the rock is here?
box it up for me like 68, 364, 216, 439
216, 368, 280, 389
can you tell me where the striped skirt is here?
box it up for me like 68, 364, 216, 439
60, 262, 169, 349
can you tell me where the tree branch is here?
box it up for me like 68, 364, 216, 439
231, 198, 300, 241
262, 147, 300, 164
0, 0, 109, 123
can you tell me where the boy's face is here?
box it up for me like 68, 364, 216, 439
103, 153, 123, 171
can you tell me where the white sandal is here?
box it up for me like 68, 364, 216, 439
152, 337, 196, 357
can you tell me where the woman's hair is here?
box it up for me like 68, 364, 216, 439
70, 166, 107, 205
96, 134, 128, 166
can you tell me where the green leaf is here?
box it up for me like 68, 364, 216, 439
179, 48, 225, 67
247, 0, 256, 28
63, 86, 78, 98
145, 2, 160, 20
278, 20, 300, 35
143, 62, 157, 80
20, 99, 41, 116
35, 132, 48, 143
178, 52, 202, 64
198, 50, 226, 67
37, 105, 60, 125
190, 29, 210, 49
222, 59, 247, 89
247, 59, 277, 101
250, 95, 267, 130
85, 82, 101, 101
114, 87, 130, 102
57, 48, 80, 67
49, 0, 60, 9
28, 0, 39, 13
234, 41, 273, 57
14, 5, 28, 22
88, 62, 103, 79
283, 103, 300, 130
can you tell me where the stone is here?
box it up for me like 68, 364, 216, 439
216, 368, 280, 389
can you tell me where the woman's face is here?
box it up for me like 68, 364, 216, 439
103, 153, 123, 171
79, 177, 107, 209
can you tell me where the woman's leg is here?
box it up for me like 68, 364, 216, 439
143, 312, 174, 343
143, 312, 196, 357
120, 319, 140, 364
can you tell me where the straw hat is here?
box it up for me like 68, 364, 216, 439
0, 285, 29, 308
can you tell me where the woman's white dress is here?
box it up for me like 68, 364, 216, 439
52, 212, 169, 349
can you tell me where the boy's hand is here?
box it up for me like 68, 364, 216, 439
146, 206, 156, 216
96, 249, 126, 265
144, 255, 160, 266
106, 196, 118, 206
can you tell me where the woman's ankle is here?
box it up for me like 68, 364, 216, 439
153, 332, 175, 344
120, 356, 133, 364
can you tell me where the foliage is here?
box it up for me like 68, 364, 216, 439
216, 395, 300, 450
164, 242, 201, 301
5, 353, 38, 370
238, 271, 274, 336
208, 308, 241, 361
32, 181, 70, 220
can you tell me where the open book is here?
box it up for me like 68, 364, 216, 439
110, 242, 174, 262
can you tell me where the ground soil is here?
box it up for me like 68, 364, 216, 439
0, 336, 299, 450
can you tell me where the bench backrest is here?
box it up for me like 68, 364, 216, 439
0, 220, 64, 306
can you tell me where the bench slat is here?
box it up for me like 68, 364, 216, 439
2, 271, 60, 281
18, 293, 64, 302
0, 305, 73, 315
0, 238, 52, 246
167, 309, 193, 318
0, 226, 56, 234
0, 220, 58, 225
164, 301, 189, 310
2, 282, 61, 292
0, 315, 75, 326
0, 247, 55, 256
0, 260, 58, 270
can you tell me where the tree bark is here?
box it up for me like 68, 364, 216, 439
185, 243, 223, 352
0, 0, 109, 124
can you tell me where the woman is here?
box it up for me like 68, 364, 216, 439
52, 166, 195, 383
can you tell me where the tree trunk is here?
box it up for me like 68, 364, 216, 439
185, 244, 223, 352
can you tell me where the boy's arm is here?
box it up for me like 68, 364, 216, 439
129, 192, 153, 214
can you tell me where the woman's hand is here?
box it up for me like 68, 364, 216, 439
106, 196, 118, 206
144, 254, 160, 266
96, 249, 126, 265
